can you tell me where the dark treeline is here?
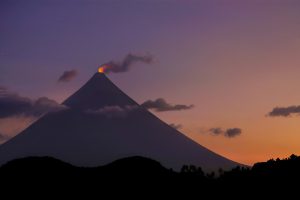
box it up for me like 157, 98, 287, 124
0, 155, 299, 198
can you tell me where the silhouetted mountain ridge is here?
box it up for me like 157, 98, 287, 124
1, 155, 299, 197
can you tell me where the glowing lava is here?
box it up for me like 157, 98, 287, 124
98, 66, 105, 73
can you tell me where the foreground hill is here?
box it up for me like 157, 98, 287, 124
0, 155, 299, 197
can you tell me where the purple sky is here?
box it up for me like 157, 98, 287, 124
1, 0, 300, 165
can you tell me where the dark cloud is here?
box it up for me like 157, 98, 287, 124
141, 98, 194, 112
86, 105, 138, 118
207, 127, 242, 138
169, 123, 183, 130
58, 70, 78, 82
99, 53, 154, 73
0, 87, 67, 118
268, 106, 300, 117
225, 128, 242, 138
209, 127, 223, 135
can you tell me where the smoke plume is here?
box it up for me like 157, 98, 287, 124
99, 53, 154, 73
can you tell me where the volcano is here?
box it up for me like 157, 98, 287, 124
0, 73, 239, 171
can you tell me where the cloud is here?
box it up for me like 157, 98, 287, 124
86, 105, 138, 118
225, 128, 242, 138
99, 53, 154, 73
169, 123, 183, 130
0, 87, 67, 118
207, 127, 242, 138
141, 98, 194, 112
58, 70, 78, 82
268, 105, 300, 117
209, 127, 223, 135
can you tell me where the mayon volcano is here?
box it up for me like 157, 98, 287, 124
0, 72, 239, 171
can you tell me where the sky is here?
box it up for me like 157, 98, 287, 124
1, 0, 300, 165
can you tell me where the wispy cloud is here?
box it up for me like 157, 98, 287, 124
0, 86, 67, 118
86, 105, 138, 118
58, 70, 78, 82
209, 127, 223, 135
268, 105, 300, 117
141, 98, 194, 112
224, 128, 242, 138
206, 127, 242, 138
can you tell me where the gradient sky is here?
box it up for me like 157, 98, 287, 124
1, 0, 300, 165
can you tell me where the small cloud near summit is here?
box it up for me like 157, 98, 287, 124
58, 70, 78, 82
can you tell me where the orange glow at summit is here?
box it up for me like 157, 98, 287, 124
98, 66, 106, 73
